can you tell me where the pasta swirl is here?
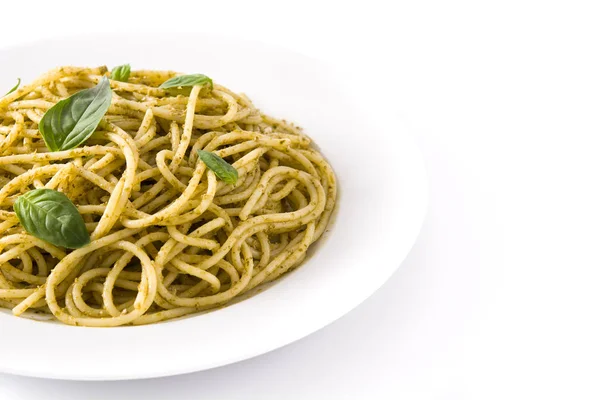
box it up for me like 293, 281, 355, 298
0, 66, 336, 326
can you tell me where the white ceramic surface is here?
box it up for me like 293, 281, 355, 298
0, 33, 427, 380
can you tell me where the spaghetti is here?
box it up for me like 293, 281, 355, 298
0, 66, 336, 326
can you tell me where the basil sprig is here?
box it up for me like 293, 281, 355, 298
14, 189, 90, 249
197, 150, 238, 185
110, 64, 131, 82
4, 78, 20, 96
39, 77, 112, 152
159, 74, 213, 95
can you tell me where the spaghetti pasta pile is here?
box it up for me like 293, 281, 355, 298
0, 66, 336, 326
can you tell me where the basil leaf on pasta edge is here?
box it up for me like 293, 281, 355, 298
197, 150, 238, 185
39, 77, 112, 151
14, 189, 90, 249
110, 64, 131, 82
4, 78, 20, 96
159, 74, 213, 95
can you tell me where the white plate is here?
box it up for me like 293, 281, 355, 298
0, 33, 427, 380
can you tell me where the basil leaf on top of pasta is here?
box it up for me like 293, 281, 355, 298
197, 150, 238, 185
159, 74, 213, 95
110, 64, 131, 82
14, 189, 90, 249
4, 78, 20, 96
39, 76, 112, 151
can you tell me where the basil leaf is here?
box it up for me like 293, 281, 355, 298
14, 189, 90, 249
110, 64, 131, 82
197, 150, 238, 185
39, 77, 112, 151
159, 74, 213, 95
4, 78, 20, 96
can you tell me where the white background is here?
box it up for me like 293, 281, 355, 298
0, 0, 598, 398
